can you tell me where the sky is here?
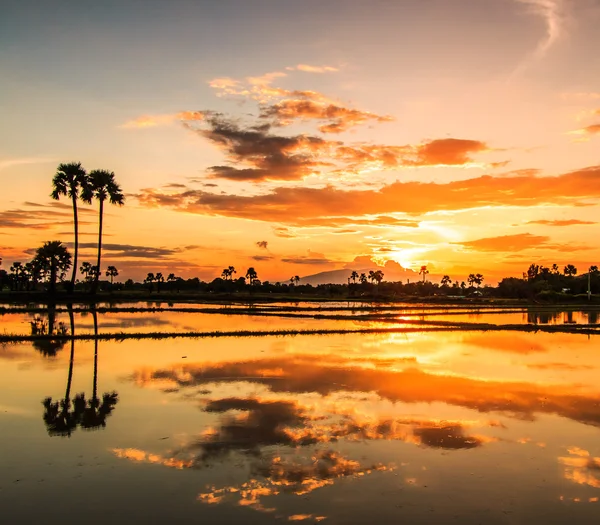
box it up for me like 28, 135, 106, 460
1, 0, 600, 283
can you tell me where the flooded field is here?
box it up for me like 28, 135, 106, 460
1, 305, 600, 523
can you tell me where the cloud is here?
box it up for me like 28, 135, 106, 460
457, 232, 592, 253
251, 255, 274, 262
281, 250, 335, 265
120, 111, 204, 129
260, 99, 393, 133
184, 111, 333, 182
515, 0, 565, 61
525, 219, 597, 226
256, 241, 268, 249
0, 205, 95, 230
0, 157, 56, 172
287, 64, 339, 73
527, 362, 595, 371
135, 165, 600, 225
76, 242, 178, 259
570, 124, 600, 137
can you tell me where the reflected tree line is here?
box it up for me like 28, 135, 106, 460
40, 306, 118, 437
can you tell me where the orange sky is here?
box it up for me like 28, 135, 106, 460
1, 0, 600, 282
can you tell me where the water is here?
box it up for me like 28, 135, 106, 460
1, 310, 600, 523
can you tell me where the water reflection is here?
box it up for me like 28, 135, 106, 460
2, 321, 600, 523
41, 309, 118, 436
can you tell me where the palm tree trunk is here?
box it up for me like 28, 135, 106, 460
65, 306, 75, 406
92, 199, 104, 294
71, 193, 79, 293
92, 310, 98, 402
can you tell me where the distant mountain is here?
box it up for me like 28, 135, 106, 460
299, 266, 431, 285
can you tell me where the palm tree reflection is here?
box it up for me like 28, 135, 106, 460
31, 304, 69, 357
41, 307, 118, 437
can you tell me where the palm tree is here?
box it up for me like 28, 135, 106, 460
552, 263, 560, 274
368, 270, 376, 283
82, 170, 124, 294
564, 264, 578, 277
359, 273, 367, 284
145, 273, 155, 292
221, 268, 231, 280
34, 241, 72, 294
106, 265, 118, 290
475, 273, 484, 287
51, 162, 89, 292
589, 265, 599, 274
245, 267, 258, 285
419, 265, 429, 283
373, 270, 384, 284
294, 275, 300, 285
350, 270, 359, 284
10, 262, 24, 291
441, 275, 452, 287
155, 272, 165, 293
80, 262, 92, 291
167, 273, 176, 291
228, 266, 236, 280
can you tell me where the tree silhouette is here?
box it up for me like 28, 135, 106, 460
551, 263, 560, 274
42, 308, 118, 436
359, 273, 367, 284
41, 305, 77, 436
475, 273, 484, 287
350, 270, 359, 284
245, 267, 258, 285
564, 264, 578, 276
589, 265, 599, 274
372, 270, 384, 285
228, 266, 236, 280
441, 275, 452, 286
34, 241, 72, 294
419, 265, 429, 283
155, 272, 165, 293
221, 268, 230, 280
106, 265, 119, 289
82, 170, 124, 294
51, 162, 89, 292
145, 273, 155, 292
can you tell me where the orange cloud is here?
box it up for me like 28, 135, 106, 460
525, 219, 597, 226
569, 124, 600, 140
457, 233, 592, 253
136, 165, 600, 224
120, 111, 204, 129
261, 99, 393, 133
287, 64, 339, 73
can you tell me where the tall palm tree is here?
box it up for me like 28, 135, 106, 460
350, 270, 359, 284
228, 266, 236, 280
419, 265, 429, 283
33, 241, 72, 294
51, 162, 89, 292
82, 170, 124, 294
